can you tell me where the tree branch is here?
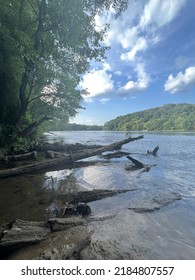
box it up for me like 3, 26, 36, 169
18, 116, 52, 137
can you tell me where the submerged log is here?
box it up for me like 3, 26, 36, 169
103, 151, 130, 159
46, 189, 137, 218
126, 156, 144, 169
147, 146, 159, 156
64, 189, 138, 205
126, 155, 157, 175
0, 135, 144, 178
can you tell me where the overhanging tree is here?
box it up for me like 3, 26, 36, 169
0, 0, 128, 148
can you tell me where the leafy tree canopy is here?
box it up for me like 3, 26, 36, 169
104, 104, 195, 132
0, 0, 128, 150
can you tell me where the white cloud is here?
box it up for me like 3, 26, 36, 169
120, 26, 138, 49
96, 0, 187, 64
79, 69, 114, 99
120, 37, 148, 61
103, 62, 112, 71
118, 63, 150, 95
85, 0, 187, 100
164, 66, 195, 94
139, 0, 186, 30
95, 1, 143, 47
100, 98, 111, 104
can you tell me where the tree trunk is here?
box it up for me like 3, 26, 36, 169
34, 0, 46, 51
18, 116, 51, 137
1, 151, 37, 162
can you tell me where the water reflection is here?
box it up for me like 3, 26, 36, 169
43, 170, 73, 190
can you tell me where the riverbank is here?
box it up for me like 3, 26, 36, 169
0, 131, 195, 259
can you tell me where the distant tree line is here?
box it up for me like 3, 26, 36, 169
46, 122, 103, 131
104, 104, 195, 131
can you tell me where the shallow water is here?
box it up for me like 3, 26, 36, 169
0, 131, 195, 259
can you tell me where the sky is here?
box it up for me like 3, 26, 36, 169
71, 0, 195, 125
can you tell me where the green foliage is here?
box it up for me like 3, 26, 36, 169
0, 0, 128, 150
104, 104, 195, 131
42, 121, 103, 131
63, 123, 103, 131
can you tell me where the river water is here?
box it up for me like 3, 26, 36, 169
0, 131, 195, 259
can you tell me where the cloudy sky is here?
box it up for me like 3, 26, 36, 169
71, 0, 195, 125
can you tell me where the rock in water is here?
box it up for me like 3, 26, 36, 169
153, 192, 182, 205
128, 192, 182, 213
76, 203, 91, 216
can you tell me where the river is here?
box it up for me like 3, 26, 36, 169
0, 131, 195, 259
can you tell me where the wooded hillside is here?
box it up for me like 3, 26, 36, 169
104, 104, 195, 131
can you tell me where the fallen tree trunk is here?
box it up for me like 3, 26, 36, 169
0, 218, 86, 250
103, 151, 130, 159
0, 214, 115, 253
0, 135, 144, 178
65, 189, 138, 204
1, 151, 37, 162
126, 155, 157, 176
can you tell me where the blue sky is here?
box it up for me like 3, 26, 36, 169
71, 0, 195, 125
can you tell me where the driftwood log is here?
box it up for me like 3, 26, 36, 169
47, 188, 138, 217
0, 135, 144, 178
0, 151, 37, 162
0, 213, 115, 254
126, 155, 157, 175
64, 189, 137, 204
103, 151, 130, 159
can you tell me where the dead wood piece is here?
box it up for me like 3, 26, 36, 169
47, 217, 86, 232
64, 189, 138, 204
0, 213, 109, 255
126, 156, 157, 175
45, 150, 69, 159
0, 135, 144, 178
41, 226, 93, 260
103, 151, 130, 159
126, 156, 144, 168
1, 151, 37, 162
87, 214, 116, 222
136, 164, 157, 177
0, 219, 50, 249
0, 217, 87, 252
147, 146, 159, 156
8, 226, 93, 260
